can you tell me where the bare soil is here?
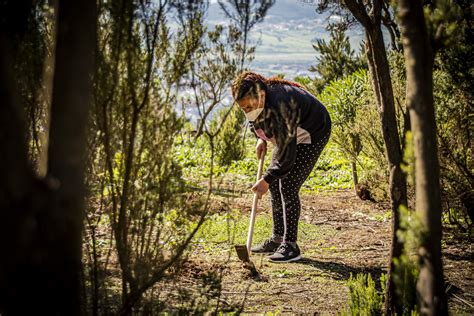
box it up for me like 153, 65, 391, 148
157, 189, 474, 314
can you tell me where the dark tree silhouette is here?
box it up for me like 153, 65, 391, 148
0, 0, 96, 314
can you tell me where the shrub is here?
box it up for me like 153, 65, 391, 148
344, 273, 386, 316
319, 69, 388, 198
393, 205, 422, 315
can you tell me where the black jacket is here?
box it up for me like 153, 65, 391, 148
249, 83, 331, 184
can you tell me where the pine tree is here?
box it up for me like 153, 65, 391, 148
309, 25, 366, 93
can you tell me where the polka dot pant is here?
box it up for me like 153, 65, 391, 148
269, 131, 331, 243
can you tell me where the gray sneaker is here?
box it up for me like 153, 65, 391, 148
251, 238, 281, 254
269, 242, 301, 263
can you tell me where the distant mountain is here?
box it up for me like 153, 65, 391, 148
207, 0, 327, 22
207, 0, 365, 79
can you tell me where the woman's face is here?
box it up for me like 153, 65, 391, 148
236, 90, 266, 113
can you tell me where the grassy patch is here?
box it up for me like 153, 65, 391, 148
193, 210, 327, 255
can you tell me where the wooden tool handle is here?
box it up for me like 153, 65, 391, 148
245, 148, 266, 255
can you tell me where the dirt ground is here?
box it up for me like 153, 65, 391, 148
157, 189, 473, 314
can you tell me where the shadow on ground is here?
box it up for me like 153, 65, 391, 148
296, 257, 386, 285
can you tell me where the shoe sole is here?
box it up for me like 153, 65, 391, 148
269, 255, 302, 263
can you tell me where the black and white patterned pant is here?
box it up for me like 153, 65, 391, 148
269, 131, 331, 243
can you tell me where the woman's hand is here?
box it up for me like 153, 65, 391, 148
251, 178, 269, 198
256, 139, 267, 159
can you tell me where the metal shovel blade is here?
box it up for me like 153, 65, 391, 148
234, 244, 250, 262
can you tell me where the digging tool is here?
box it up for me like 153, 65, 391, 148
235, 147, 266, 263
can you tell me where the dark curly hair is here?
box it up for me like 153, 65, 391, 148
232, 71, 303, 101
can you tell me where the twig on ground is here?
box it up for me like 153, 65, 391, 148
452, 293, 474, 309
272, 288, 310, 296
366, 226, 376, 233
312, 218, 330, 225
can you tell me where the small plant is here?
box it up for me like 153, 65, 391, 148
393, 205, 422, 315
372, 211, 392, 223
211, 105, 246, 167
343, 273, 386, 316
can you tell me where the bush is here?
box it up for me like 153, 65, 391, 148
211, 105, 247, 167
344, 273, 386, 316
393, 205, 422, 315
318, 69, 388, 199
433, 68, 473, 228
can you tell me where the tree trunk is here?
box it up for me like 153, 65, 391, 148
351, 160, 359, 187
398, 0, 448, 314
0, 1, 45, 314
365, 22, 408, 316
0, 0, 96, 314
38, 0, 58, 177
46, 0, 97, 311
350, 133, 360, 188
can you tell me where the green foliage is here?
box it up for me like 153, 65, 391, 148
174, 122, 251, 186
303, 141, 353, 191
400, 131, 415, 187
173, 133, 214, 182
318, 69, 366, 173
195, 211, 273, 252
174, 127, 354, 192
320, 69, 368, 127
318, 69, 387, 194
211, 105, 246, 166
384, 32, 472, 228
293, 75, 313, 91
84, 1, 212, 313
309, 25, 366, 94
424, 0, 463, 50
429, 0, 473, 227
432, 67, 473, 227
393, 205, 422, 315
436, 0, 473, 96
373, 211, 392, 223
343, 273, 386, 316
442, 207, 472, 229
